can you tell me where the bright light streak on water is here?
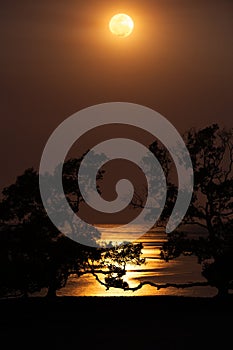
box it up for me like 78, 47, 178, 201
57, 225, 217, 297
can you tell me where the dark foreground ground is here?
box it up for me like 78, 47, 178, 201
0, 295, 232, 349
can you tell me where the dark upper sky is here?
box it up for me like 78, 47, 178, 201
1, 0, 233, 191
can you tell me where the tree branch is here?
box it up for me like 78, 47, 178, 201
220, 211, 233, 217
125, 280, 210, 292
182, 221, 208, 230
91, 270, 210, 292
224, 139, 233, 182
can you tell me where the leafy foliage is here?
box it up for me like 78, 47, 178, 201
0, 154, 144, 298
159, 124, 233, 296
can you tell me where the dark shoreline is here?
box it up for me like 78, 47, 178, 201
0, 295, 232, 348
1, 294, 233, 311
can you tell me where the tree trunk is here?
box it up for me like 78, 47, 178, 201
216, 284, 229, 298
46, 260, 58, 298
46, 284, 57, 298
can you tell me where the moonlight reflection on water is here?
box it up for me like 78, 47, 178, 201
57, 226, 217, 298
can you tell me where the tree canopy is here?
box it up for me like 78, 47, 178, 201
159, 124, 233, 296
0, 155, 144, 298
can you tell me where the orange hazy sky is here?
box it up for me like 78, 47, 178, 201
0, 0, 233, 191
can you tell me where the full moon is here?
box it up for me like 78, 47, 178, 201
109, 13, 134, 38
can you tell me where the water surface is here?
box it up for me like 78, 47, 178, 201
58, 225, 217, 297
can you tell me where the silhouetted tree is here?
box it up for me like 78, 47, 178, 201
121, 124, 233, 296
160, 124, 233, 296
0, 153, 145, 298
